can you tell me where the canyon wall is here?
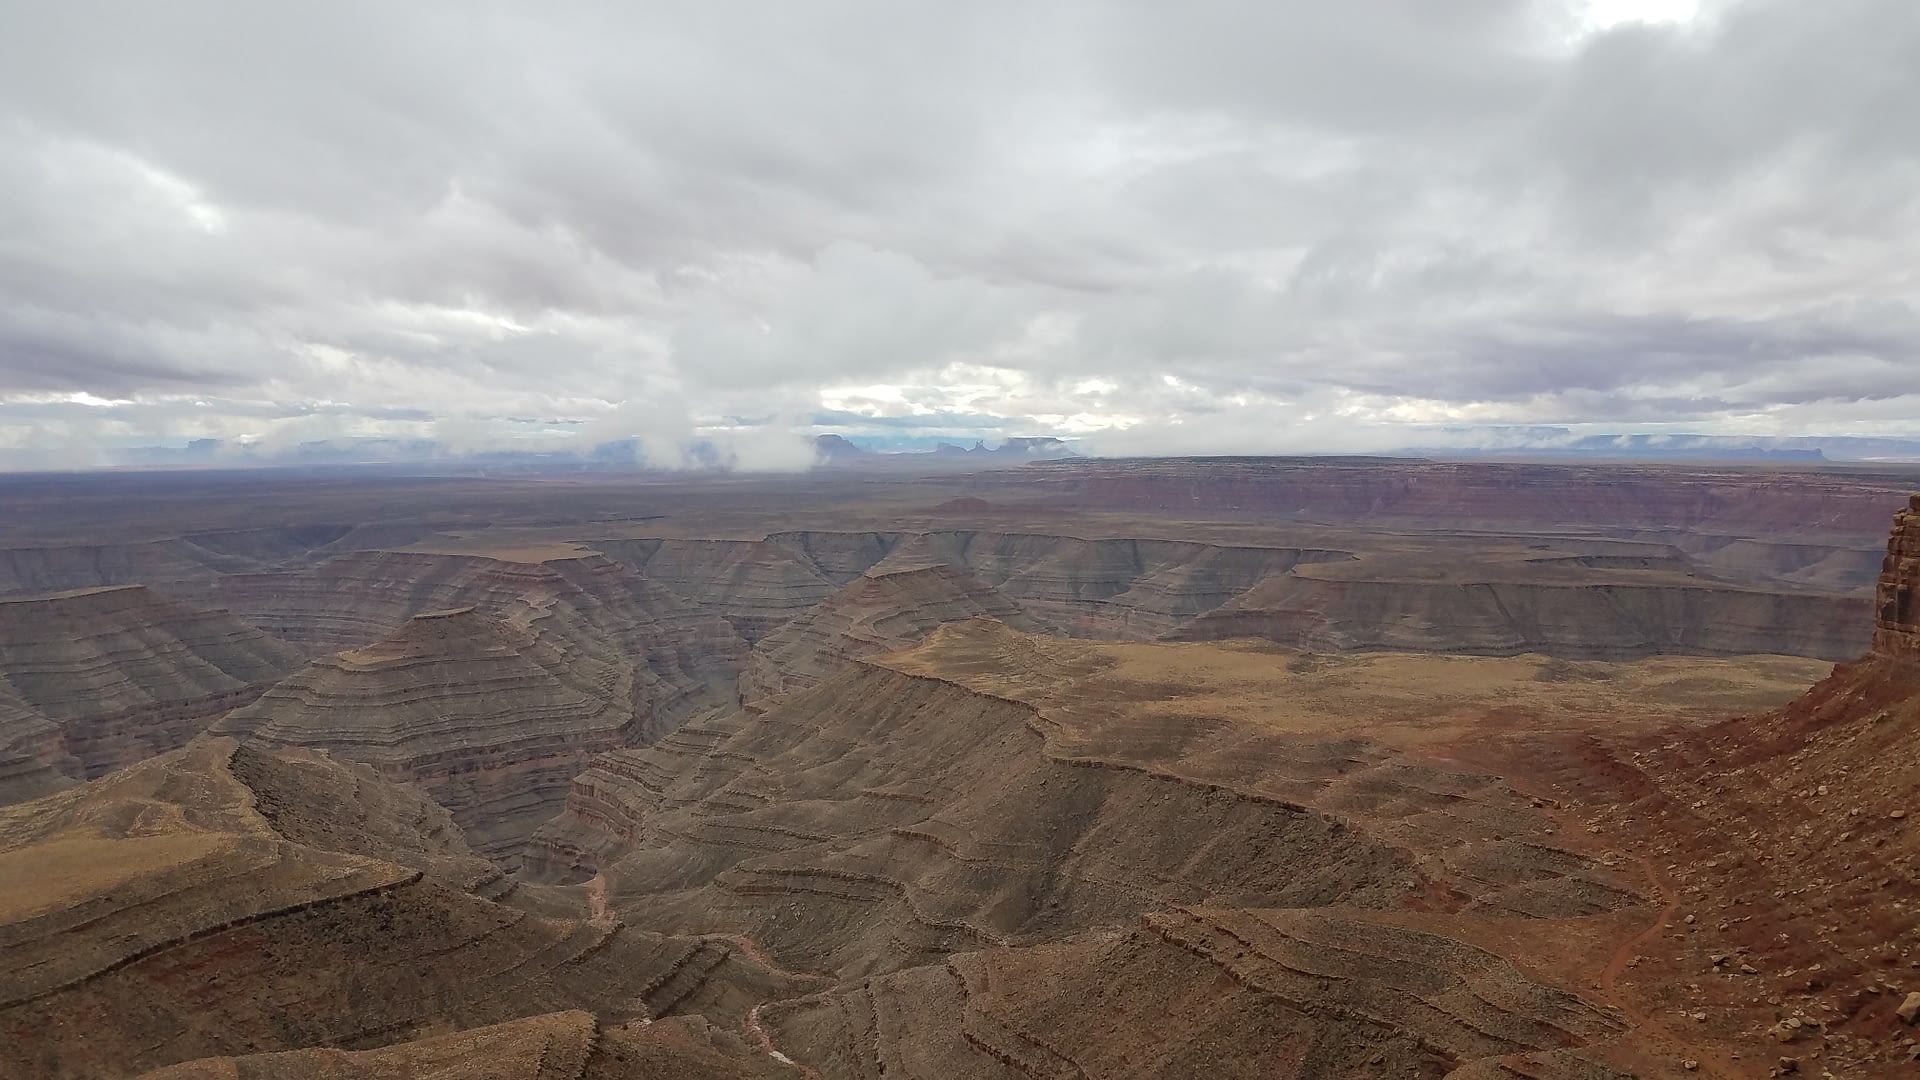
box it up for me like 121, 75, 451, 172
738, 562, 1043, 703
1175, 574, 1872, 660
216, 606, 649, 863
0, 585, 302, 785
1874, 493, 1920, 659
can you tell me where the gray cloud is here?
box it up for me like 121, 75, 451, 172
0, 0, 1915, 463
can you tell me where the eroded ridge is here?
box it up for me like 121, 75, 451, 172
0, 737, 806, 1079
0, 585, 302, 795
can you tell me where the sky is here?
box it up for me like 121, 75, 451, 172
1, 0, 1916, 468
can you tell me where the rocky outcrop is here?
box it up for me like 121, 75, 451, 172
738, 562, 1044, 703
0, 737, 806, 1079
216, 606, 645, 863
0, 585, 302, 784
1874, 493, 1920, 659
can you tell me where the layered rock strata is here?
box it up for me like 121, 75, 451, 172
0, 737, 805, 1079
1874, 493, 1920, 659
532, 622, 1644, 962
217, 606, 644, 863
1009, 457, 1919, 533
529, 619, 1719, 1075
0, 684, 79, 804
738, 562, 1043, 703
0, 585, 302, 785
772, 911, 1630, 1079
1176, 571, 1871, 660
195, 549, 745, 729
601, 530, 1350, 642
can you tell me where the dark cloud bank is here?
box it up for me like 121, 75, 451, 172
1, 0, 1916, 468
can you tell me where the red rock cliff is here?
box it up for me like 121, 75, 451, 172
1874, 494, 1920, 659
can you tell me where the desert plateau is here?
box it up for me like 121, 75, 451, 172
0, 457, 1912, 1079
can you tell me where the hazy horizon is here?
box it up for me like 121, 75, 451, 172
3, 1, 1916, 469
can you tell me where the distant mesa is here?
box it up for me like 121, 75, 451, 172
933, 435, 1075, 459
812, 432, 867, 465
811, 432, 1077, 470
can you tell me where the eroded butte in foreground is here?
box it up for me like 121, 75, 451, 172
1, 460, 1918, 1078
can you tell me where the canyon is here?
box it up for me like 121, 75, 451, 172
0, 458, 1916, 1077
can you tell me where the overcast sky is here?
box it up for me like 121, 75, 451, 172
1, 0, 1916, 467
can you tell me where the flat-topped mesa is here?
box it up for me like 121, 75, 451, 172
1874, 494, 1920, 660
0, 584, 302, 787
217, 604, 647, 865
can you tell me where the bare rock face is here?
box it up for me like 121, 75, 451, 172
1875, 494, 1920, 660
217, 605, 644, 863
738, 561, 1044, 703
0, 585, 302, 787
0, 684, 79, 805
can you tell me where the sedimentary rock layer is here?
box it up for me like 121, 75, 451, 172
1175, 571, 1871, 660
217, 606, 649, 862
0, 684, 78, 805
600, 530, 1349, 642
1009, 457, 1919, 533
772, 911, 1630, 1079
1874, 493, 1920, 659
196, 548, 746, 728
0, 737, 802, 1079
739, 562, 1043, 703
0, 585, 302, 785
531, 621, 1648, 969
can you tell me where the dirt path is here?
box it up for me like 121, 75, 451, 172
1488, 763, 1752, 1080
1597, 855, 1673, 1025
745, 1002, 823, 1080
709, 932, 833, 1078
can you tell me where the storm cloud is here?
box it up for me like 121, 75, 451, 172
1, 0, 1915, 463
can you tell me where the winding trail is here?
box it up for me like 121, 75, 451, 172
1493, 765, 1748, 1080
1597, 855, 1674, 1025
746, 1002, 824, 1079
705, 932, 832, 1077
